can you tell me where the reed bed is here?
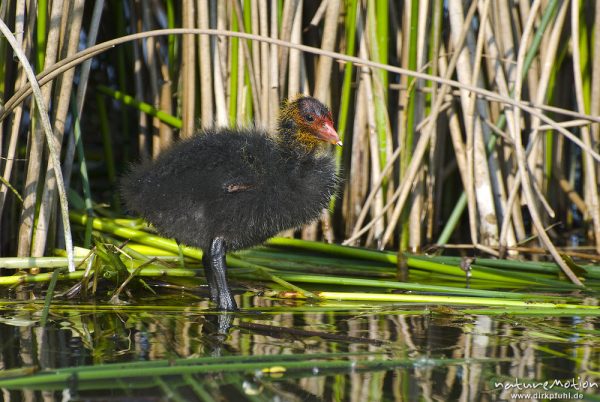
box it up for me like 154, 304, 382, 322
1, 1, 600, 288
0, 210, 591, 316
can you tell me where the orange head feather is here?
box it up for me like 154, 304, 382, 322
278, 95, 342, 151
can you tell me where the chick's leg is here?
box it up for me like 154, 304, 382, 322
204, 237, 238, 311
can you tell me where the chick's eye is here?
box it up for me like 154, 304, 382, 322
304, 114, 315, 122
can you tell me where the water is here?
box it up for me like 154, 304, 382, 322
0, 293, 598, 401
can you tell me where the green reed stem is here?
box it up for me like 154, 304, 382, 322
97, 85, 182, 128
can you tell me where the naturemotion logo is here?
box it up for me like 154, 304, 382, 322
492, 377, 598, 400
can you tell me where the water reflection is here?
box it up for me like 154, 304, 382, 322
0, 295, 598, 401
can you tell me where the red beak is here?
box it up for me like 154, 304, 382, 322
317, 120, 343, 146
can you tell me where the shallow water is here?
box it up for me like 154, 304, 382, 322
0, 293, 599, 401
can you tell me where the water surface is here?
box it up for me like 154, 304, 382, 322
1, 292, 598, 401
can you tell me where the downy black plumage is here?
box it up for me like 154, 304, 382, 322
121, 96, 342, 310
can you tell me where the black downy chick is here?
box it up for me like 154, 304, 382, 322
121, 96, 342, 310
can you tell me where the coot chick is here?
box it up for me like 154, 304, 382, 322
121, 96, 341, 310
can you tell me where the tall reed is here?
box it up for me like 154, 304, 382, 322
1, 1, 600, 284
